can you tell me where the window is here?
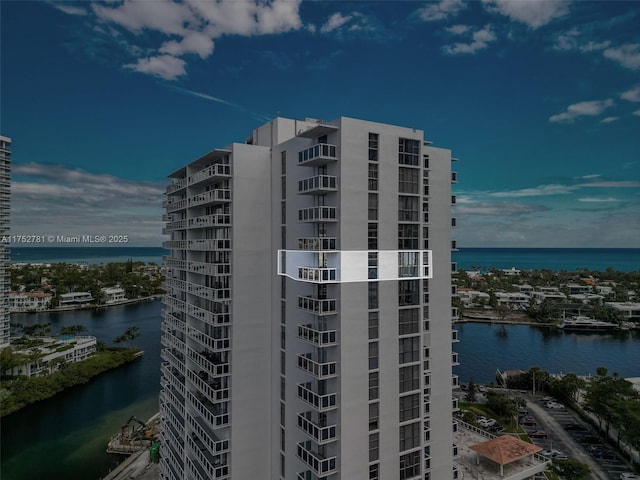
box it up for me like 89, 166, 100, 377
369, 402, 379, 431
398, 252, 419, 278
369, 341, 379, 369
281, 176, 286, 199
368, 252, 378, 280
369, 311, 379, 340
399, 393, 420, 422
399, 450, 421, 479
369, 371, 379, 400
399, 167, 419, 194
281, 151, 286, 174
280, 376, 285, 401
399, 336, 419, 364
399, 308, 419, 335
399, 138, 419, 166
398, 224, 418, 250
281, 201, 286, 224
281, 226, 286, 250
281, 350, 286, 374
399, 422, 421, 452
368, 193, 378, 221
399, 280, 419, 306
399, 365, 420, 393
368, 282, 379, 309
369, 463, 380, 480
368, 223, 378, 250
369, 432, 379, 462
369, 133, 379, 161
280, 401, 285, 427
318, 134, 328, 144
368, 163, 378, 190
398, 196, 418, 222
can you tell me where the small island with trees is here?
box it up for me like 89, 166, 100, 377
0, 324, 142, 416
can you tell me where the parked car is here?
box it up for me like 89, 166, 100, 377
592, 449, 617, 460
562, 423, 586, 431
619, 473, 640, 480
529, 430, 548, 439
577, 435, 601, 444
519, 416, 537, 426
477, 385, 487, 393
541, 396, 556, 403
545, 402, 565, 410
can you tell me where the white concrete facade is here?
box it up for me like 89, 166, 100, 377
161, 117, 458, 480
9, 292, 52, 312
0, 135, 11, 349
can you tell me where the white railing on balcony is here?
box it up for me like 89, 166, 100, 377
297, 382, 337, 412
298, 237, 337, 251
298, 296, 337, 315
298, 267, 337, 283
297, 324, 337, 347
296, 440, 337, 477
298, 206, 337, 222
298, 143, 338, 166
188, 164, 231, 186
188, 189, 231, 208
297, 353, 337, 379
297, 411, 337, 444
298, 175, 337, 194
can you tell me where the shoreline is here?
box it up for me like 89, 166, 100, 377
11, 295, 162, 315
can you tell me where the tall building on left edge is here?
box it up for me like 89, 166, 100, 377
0, 135, 12, 349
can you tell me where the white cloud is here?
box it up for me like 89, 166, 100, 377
621, 85, 640, 102
576, 174, 601, 179
549, 99, 614, 123
489, 184, 578, 198
454, 202, 548, 216
417, 0, 466, 22
57, 0, 303, 80
578, 180, 640, 188
482, 0, 569, 29
604, 43, 640, 70
320, 13, 352, 33
446, 25, 471, 35
553, 29, 611, 53
578, 197, 619, 202
54, 4, 87, 16
125, 55, 187, 81
443, 25, 497, 55
11, 163, 165, 245
600, 116, 619, 123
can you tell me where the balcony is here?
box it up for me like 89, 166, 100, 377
166, 178, 187, 194
296, 440, 337, 477
298, 237, 337, 251
452, 329, 459, 343
452, 352, 459, 366
187, 189, 231, 208
298, 267, 337, 283
297, 411, 337, 444
298, 175, 337, 195
298, 143, 338, 166
298, 324, 337, 347
298, 206, 337, 223
298, 296, 337, 315
188, 213, 231, 229
451, 171, 458, 184
297, 353, 337, 379
163, 239, 230, 251
188, 164, 231, 187
166, 198, 187, 213
297, 382, 337, 412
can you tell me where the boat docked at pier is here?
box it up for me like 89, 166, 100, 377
558, 316, 618, 332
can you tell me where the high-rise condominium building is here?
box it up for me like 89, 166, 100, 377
0, 135, 11, 349
161, 117, 460, 480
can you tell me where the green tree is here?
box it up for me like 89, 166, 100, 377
0, 347, 27, 377
551, 458, 591, 480
59, 325, 87, 336
465, 379, 477, 403
114, 326, 141, 345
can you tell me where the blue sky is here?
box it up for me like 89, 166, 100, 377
2, 0, 639, 247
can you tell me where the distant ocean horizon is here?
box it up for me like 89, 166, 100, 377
9, 246, 640, 272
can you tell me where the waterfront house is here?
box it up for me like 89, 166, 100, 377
569, 293, 604, 305
8, 292, 52, 312
8, 335, 97, 377
531, 287, 566, 305
565, 283, 592, 295
458, 288, 491, 307
59, 292, 94, 306
606, 302, 640, 323
101, 286, 127, 304
494, 291, 530, 308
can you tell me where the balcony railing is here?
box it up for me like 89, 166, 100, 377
297, 353, 337, 379
297, 411, 337, 444
298, 143, 338, 166
188, 189, 231, 208
298, 175, 337, 195
298, 237, 337, 251
166, 178, 187, 194
297, 440, 337, 477
298, 267, 337, 283
298, 296, 337, 315
163, 239, 230, 251
298, 206, 337, 223
297, 382, 337, 412
188, 164, 231, 186
298, 324, 337, 347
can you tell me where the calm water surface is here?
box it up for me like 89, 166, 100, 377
454, 322, 640, 384
0, 300, 162, 480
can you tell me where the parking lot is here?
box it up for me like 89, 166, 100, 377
519, 393, 638, 480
